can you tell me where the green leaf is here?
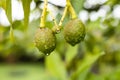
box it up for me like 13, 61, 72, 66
87, 73, 105, 80
22, 0, 32, 30
5, 0, 12, 23
65, 44, 79, 64
45, 51, 67, 80
70, 0, 84, 14
105, 0, 120, 6
10, 27, 14, 42
0, 0, 6, 9
71, 52, 105, 80
4, 0, 14, 42
0, 0, 12, 23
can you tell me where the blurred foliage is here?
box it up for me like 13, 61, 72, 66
21, 0, 32, 30
0, 0, 120, 80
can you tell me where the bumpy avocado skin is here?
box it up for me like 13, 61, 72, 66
34, 27, 56, 55
64, 19, 86, 46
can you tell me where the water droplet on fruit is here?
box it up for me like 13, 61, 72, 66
46, 53, 49, 56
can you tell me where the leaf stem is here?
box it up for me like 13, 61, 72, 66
40, 0, 48, 28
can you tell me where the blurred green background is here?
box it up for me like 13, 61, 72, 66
0, 0, 120, 80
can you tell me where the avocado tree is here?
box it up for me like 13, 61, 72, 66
0, 0, 120, 80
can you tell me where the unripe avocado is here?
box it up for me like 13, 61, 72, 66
34, 27, 56, 55
64, 18, 86, 46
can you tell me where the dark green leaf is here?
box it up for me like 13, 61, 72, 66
71, 52, 105, 80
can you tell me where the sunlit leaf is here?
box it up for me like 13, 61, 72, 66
45, 51, 67, 80
0, 0, 6, 9
65, 44, 79, 64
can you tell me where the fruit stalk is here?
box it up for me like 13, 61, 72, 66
40, 0, 48, 28
48, 9, 59, 30
58, 6, 68, 27
52, 2, 68, 34
66, 0, 77, 19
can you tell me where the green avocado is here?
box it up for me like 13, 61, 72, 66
34, 27, 56, 55
64, 18, 86, 46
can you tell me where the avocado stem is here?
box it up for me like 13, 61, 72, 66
54, 4, 68, 33
67, 0, 77, 19
59, 6, 68, 27
51, 3, 68, 34
40, 0, 48, 28
48, 9, 58, 28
